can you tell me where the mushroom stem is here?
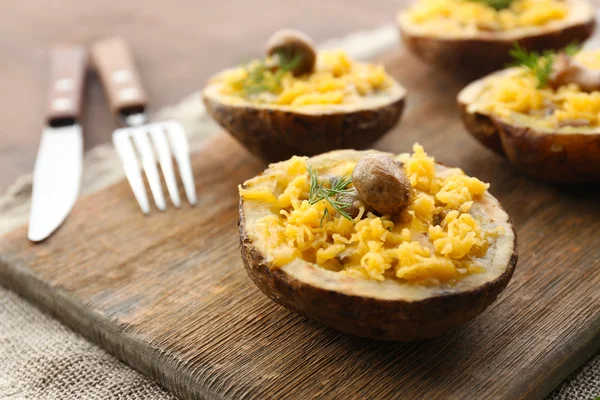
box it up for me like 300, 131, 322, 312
336, 188, 373, 219
548, 53, 600, 92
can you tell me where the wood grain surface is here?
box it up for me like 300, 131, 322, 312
1, 45, 599, 399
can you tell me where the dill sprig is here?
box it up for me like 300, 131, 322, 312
307, 166, 354, 223
468, 0, 513, 10
563, 43, 582, 57
509, 43, 581, 88
240, 52, 303, 96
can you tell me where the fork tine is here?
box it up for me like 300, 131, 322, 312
131, 128, 167, 211
164, 121, 197, 206
149, 125, 181, 208
113, 129, 151, 214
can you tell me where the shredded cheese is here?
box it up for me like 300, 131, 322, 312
214, 50, 392, 106
472, 50, 600, 129
240, 145, 495, 285
406, 0, 569, 33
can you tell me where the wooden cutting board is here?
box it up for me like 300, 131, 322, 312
1, 48, 599, 400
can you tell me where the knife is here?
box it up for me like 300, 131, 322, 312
28, 45, 87, 242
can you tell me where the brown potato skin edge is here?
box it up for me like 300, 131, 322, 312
458, 101, 600, 182
203, 95, 405, 164
238, 196, 518, 341
399, 19, 595, 78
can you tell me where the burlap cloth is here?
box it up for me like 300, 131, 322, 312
0, 26, 598, 400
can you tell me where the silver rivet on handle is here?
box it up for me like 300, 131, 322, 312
52, 98, 74, 112
54, 78, 74, 92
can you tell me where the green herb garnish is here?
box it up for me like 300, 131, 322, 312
565, 44, 581, 57
508, 43, 581, 88
468, 0, 513, 10
240, 52, 303, 96
307, 165, 354, 223
509, 44, 555, 88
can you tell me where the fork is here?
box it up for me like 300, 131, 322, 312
91, 37, 196, 214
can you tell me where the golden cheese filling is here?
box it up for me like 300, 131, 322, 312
469, 50, 600, 129
406, 0, 568, 33
213, 50, 393, 106
240, 145, 500, 285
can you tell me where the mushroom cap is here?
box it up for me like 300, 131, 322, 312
548, 53, 600, 92
239, 149, 518, 341
266, 29, 317, 76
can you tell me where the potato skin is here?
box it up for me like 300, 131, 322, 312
459, 101, 506, 156
458, 101, 600, 182
238, 197, 518, 342
203, 95, 405, 164
399, 19, 595, 78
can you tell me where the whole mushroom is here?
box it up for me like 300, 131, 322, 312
352, 154, 412, 216
548, 52, 600, 92
266, 29, 317, 76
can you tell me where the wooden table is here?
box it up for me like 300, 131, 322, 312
2, 2, 599, 399
0, 0, 402, 192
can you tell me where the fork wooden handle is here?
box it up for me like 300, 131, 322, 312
46, 45, 87, 126
91, 37, 148, 118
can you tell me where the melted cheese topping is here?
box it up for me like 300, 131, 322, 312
239, 145, 497, 285
213, 50, 392, 106
406, 0, 568, 33
468, 50, 600, 129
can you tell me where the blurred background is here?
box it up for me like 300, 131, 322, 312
0, 0, 403, 192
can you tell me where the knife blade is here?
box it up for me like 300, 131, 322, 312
28, 45, 87, 242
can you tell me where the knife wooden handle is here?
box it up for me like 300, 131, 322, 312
46, 45, 87, 126
91, 37, 148, 119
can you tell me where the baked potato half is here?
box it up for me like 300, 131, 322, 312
204, 83, 406, 164
239, 149, 518, 341
203, 30, 406, 163
458, 56, 600, 182
398, 0, 595, 77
